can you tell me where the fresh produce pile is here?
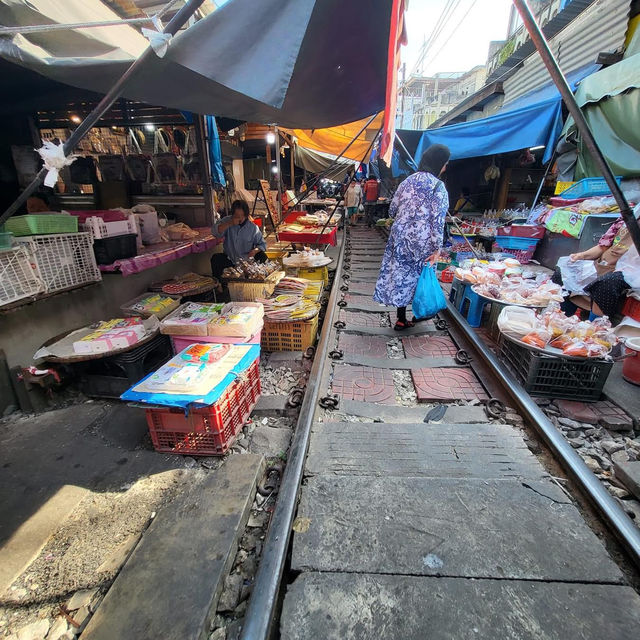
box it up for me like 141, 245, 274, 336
222, 258, 280, 281
498, 303, 618, 358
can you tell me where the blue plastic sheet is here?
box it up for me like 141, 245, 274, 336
410, 64, 599, 166
120, 344, 260, 410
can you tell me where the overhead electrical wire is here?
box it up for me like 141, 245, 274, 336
421, 0, 480, 72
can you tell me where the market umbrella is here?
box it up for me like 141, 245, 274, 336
0, 0, 393, 128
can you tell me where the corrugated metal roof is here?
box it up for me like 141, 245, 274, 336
503, 0, 630, 105
486, 0, 600, 84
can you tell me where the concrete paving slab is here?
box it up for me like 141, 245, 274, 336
604, 361, 640, 424
306, 422, 543, 478
0, 484, 88, 596
0, 403, 183, 549
346, 282, 376, 296
337, 334, 389, 358
337, 400, 490, 423
337, 310, 388, 328
402, 336, 458, 358
343, 354, 459, 369
331, 366, 396, 405
291, 476, 623, 582
412, 367, 489, 401
341, 325, 441, 337
252, 394, 294, 416
613, 460, 640, 500
281, 573, 640, 640
82, 455, 264, 640
343, 294, 391, 312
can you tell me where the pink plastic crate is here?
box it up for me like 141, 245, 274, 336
171, 329, 262, 354
68, 210, 128, 223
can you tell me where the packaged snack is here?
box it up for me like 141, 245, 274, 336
522, 329, 551, 349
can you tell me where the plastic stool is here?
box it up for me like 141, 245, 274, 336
459, 286, 490, 328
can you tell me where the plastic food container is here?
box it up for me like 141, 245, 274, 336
622, 337, 640, 386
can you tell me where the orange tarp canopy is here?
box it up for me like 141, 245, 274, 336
282, 113, 384, 162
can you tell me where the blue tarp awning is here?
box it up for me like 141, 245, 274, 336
410, 64, 599, 165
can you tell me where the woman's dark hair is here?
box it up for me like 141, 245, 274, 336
231, 199, 250, 218
418, 144, 450, 177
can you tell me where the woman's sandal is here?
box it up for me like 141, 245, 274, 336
394, 320, 415, 331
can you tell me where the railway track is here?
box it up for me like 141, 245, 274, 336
240, 224, 640, 640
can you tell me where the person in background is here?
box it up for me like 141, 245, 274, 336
373, 144, 451, 330
210, 199, 267, 282
453, 187, 475, 214
344, 178, 362, 226
554, 211, 639, 318
363, 176, 379, 203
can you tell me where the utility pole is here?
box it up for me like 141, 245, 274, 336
400, 63, 406, 128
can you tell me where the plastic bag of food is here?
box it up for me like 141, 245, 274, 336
550, 335, 573, 350
165, 222, 199, 240
522, 329, 551, 349
497, 306, 538, 338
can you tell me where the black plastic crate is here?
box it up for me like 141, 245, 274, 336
93, 233, 137, 265
73, 334, 172, 399
499, 336, 613, 402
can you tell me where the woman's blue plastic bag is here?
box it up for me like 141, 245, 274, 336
412, 265, 447, 319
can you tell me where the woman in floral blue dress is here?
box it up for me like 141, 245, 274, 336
374, 144, 450, 330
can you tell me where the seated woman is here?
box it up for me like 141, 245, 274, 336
554, 215, 639, 318
210, 199, 267, 281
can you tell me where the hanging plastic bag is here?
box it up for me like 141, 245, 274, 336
557, 256, 597, 293
412, 265, 446, 319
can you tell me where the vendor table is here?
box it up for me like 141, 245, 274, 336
99, 230, 221, 277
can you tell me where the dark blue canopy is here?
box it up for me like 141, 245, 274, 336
409, 64, 598, 165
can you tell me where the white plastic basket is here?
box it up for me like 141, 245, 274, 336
81, 215, 137, 239
15, 232, 102, 293
0, 246, 45, 307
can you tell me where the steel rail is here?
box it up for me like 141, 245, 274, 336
443, 299, 640, 568
512, 0, 640, 256
240, 230, 347, 640
0, 0, 206, 227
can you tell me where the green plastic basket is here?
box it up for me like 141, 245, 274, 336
0, 232, 13, 250
5, 214, 78, 236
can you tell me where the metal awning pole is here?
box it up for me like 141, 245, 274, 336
513, 0, 640, 255
0, 0, 206, 227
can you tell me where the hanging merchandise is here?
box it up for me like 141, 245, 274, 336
484, 158, 501, 182
98, 154, 125, 181
205, 116, 227, 187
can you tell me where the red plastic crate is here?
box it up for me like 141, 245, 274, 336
278, 226, 337, 246
496, 225, 545, 239
439, 268, 454, 283
145, 358, 261, 456
622, 296, 640, 321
